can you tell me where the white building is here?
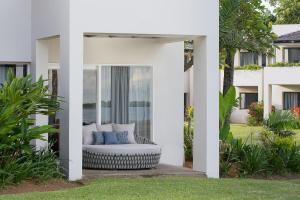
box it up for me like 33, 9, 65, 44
0, 0, 219, 180
185, 24, 300, 124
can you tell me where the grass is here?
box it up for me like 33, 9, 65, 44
1, 176, 300, 200
231, 124, 300, 144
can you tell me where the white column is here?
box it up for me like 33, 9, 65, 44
264, 84, 272, 118
31, 39, 49, 149
59, 32, 83, 181
193, 36, 219, 178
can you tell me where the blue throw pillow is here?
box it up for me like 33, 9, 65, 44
103, 132, 119, 145
116, 131, 129, 144
93, 131, 104, 145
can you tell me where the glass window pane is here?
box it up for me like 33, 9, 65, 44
129, 67, 152, 139
83, 70, 97, 124
240, 93, 258, 109
101, 66, 111, 124
240, 52, 259, 66
288, 48, 300, 63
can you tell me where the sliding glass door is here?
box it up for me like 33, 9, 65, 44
101, 66, 152, 139
50, 65, 152, 139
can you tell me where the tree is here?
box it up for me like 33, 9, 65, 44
269, 0, 300, 24
220, 0, 276, 95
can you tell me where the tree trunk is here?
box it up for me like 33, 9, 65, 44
223, 48, 235, 95
223, 48, 235, 127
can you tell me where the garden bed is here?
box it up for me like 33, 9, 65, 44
0, 179, 83, 195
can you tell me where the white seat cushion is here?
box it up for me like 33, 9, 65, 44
83, 144, 161, 155
97, 124, 113, 132
82, 123, 97, 145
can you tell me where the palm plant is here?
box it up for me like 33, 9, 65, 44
263, 110, 300, 137
220, 0, 276, 94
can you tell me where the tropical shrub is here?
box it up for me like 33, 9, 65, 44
263, 110, 300, 137
221, 110, 300, 177
235, 64, 262, 70
184, 106, 193, 161
260, 130, 300, 174
0, 145, 63, 188
247, 102, 264, 126
269, 62, 300, 67
219, 86, 239, 142
0, 70, 61, 188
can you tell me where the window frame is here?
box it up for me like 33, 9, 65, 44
283, 92, 300, 110
239, 92, 258, 110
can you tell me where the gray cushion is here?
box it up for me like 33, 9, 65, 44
83, 144, 161, 155
113, 123, 136, 144
82, 123, 97, 145
103, 132, 119, 145
116, 131, 129, 144
93, 131, 104, 145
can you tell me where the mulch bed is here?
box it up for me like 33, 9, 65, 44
0, 179, 84, 195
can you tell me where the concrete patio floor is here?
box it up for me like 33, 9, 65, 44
83, 164, 205, 180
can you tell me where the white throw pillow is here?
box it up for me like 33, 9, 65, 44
97, 124, 113, 132
112, 123, 136, 144
82, 123, 97, 145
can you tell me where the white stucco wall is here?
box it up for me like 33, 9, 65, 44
30, 0, 219, 180
70, 0, 217, 36
0, 0, 31, 62
48, 37, 185, 166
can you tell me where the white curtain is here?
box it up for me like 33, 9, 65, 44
129, 67, 152, 139
284, 93, 299, 110
240, 52, 258, 66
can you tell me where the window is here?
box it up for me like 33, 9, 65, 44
240, 52, 258, 66
262, 55, 266, 67
288, 48, 300, 63
83, 70, 97, 124
101, 66, 152, 139
240, 93, 258, 109
283, 92, 300, 110
0, 64, 28, 86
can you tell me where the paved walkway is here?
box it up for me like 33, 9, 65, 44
83, 164, 205, 180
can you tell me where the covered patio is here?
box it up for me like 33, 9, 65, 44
31, 0, 219, 180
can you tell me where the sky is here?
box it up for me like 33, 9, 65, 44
262, 1, 275, 12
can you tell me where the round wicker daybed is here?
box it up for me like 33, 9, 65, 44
82, 135, 161, 169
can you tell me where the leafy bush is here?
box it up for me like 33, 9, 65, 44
235, 64, 262, 70
219, 87, 239, 142
220, 134, 300, 177
247, 102, 264, 126
221, 110, 300, 177
184, 107, 193, 161
269, 62, 300, 67
0, 70, 62, 188
0, 146, 63, 188
260, 131, 300, 174
0, 70, 60, 161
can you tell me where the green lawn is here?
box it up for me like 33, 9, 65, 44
1, 176, 300, 200
231, 124, 300, 144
